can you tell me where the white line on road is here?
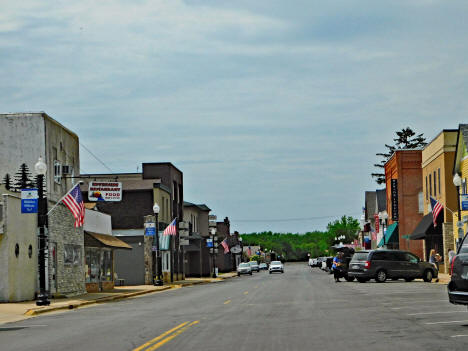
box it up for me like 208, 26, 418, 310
425, 320, 468, 325
408, 311, 467, 316
451, 335, 468, 338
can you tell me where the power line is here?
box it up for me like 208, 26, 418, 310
79, 142, 114, 173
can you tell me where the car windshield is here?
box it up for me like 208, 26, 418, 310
271, 261, 282, 265
249, 261, 258, 265
239, 263, 250, 268
351, 252, 369, 261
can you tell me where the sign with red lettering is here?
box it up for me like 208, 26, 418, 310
88, 181, 122, 202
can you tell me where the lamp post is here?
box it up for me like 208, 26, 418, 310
453, 173, 463, 250
210, 228, 217, 278
35, 157, 50, 306
153, 203, 163, 286
379, 212, 388, 247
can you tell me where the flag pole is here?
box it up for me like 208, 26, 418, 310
46, 183, 80, 216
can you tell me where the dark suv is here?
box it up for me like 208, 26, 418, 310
448, 240, 468, 305
348, 249, 438, 283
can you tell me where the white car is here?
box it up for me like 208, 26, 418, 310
269, 261, 284, 274
237, 262, 252, 276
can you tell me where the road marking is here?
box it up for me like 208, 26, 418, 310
145, 321, 199, 351
408, 311, 467, 316
425, 320, 468, 325
133, 322, 189, 351
224, 300, 231, 305
244, 291, 248, 295
451, 335, 468, 338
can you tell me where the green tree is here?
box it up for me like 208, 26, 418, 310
372, 127, 426, 184
2, 173, 12, 190
327, 215, 360, 244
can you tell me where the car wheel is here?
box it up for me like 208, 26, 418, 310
423, 269, 433, 282
357, 278, 367, 283
237, 273, 240, 277
375, 270, 387, 283
404, 278, 414, 282
250, 271, 252, 275
269, 271, 272, 274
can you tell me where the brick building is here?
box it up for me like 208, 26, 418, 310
384, 150, 424, 258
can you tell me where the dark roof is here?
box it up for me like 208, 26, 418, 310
183, 201, 211, 212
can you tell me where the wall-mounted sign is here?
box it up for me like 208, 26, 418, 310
144, 222, 156, 236
391, 179, 398, 221
374, 214, 380, 233
461, 194, 468, 211
230, 245, 242, 254
21, 188, 38, 213
206, 238, 213, 248
88, 182, 122, 202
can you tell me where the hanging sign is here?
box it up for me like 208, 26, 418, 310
21, 188, 38, 213
391, 179, 399, 221
144, 222, 156, 236
88, 182, 122, 202
461, 194, 468, 211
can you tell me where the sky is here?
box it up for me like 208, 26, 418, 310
1, 1, 467, 233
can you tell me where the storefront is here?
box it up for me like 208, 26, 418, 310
84, 231, 132, 292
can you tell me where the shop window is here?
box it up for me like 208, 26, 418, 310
101, 249, 113, 282
64, 245, 81, 265
433, 171, 437, 197
85, 248, 100, 283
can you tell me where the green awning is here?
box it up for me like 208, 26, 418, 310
378, 222, 398, 247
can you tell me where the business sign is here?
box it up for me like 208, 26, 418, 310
144, 222, 156, 236
391, 179, 399, 221
88, 182, 122, 202
461, 194, 468, 211
21, 189, 38, 213
374, 214, 379, 233
206, 238, 213, 248
230, 245, 242, 254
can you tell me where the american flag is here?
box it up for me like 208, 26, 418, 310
430, 196, 443, 228
163, 218, 177, 235
62, 184, 85, 227
221, 239, 229, 254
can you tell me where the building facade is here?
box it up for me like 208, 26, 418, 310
452, 124, 468, 250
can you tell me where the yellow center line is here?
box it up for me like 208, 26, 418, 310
145, 321, 199, 351
132, 322, 189, 351
224, 299, 231, 305
244, 291, 248, 295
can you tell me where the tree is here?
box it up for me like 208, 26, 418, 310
2, 173, 12, 190
372, 127, 427, 184
326, 215, 360, 244
13, 163, 34, 191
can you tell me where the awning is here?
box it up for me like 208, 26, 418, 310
409, 213, 433, 240
378, 222, 398, 247
85, 231, 132, 249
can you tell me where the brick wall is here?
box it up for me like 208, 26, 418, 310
48, 203, 86, 296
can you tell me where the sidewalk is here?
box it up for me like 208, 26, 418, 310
0, 273, 237, 325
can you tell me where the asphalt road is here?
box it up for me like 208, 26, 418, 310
1, 263, 468, 351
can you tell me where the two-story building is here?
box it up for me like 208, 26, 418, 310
452, 124, 468, 250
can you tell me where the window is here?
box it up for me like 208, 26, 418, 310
438, 168, 441, 195
418, 192, 424, 213
425, 176, 428, 200
405, 253, 419, 263
429, 174, 432, 196
433, 171, 437, 197
54, 160, 62, 184
64, 245, 81, 265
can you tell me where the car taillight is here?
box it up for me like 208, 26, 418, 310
451, 256, 456, 275
364, 261, 371, 269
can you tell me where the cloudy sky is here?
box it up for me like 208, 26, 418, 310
1, 1, 467, 233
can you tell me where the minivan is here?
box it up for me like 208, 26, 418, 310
347, 249, 438, 283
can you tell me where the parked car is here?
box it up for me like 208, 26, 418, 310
448, 240, 468, 306
347, 249, 438, 283
269, 260, 284, 274
249, 261, 260, 272
259, 263, 268, 270
237, 262, 252, 276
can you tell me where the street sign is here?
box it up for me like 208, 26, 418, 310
21, 189, 38, 214
145, 222, 156, 236
179, 239, 189, 246
461, 195, 468, 211
88, 181, 122, 202
206, 238, 213, 248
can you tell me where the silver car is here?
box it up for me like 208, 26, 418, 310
249, 261, 260, 272
237, 262, 252, 276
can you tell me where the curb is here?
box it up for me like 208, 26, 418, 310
24, 286, 172, 316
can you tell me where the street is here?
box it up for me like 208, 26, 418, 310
1, 263, 468, 351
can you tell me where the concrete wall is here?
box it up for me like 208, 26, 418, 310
0, 114, 46, 187
48, 203, 86, 296
0, 194, 38, 302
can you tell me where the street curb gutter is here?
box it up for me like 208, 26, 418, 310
23, 275, 236, 317
24, 286, 172, 316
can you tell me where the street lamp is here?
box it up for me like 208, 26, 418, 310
35, 156, 50, 306
453, 173, 463, 249
153, 203, 163, 286
210, 228, 217, 278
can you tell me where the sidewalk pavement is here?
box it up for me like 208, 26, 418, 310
436, 272, 450, 285
0, 273, 237, 326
